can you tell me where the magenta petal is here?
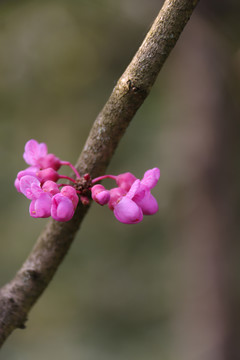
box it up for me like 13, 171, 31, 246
127, 180, 145, 202
38, 153, 61, 170
91, 185, 110, 205
20, 175, 41, 199
126, 179, 141, 199
23, 139, 39, 165
51, 194, 74, 222
141, 168, 160, 189
114, 197, 143, 224
116, 172, 137, 192
42, 180, 60, 196
108, 187, 126, 210
135, 191, 158, 215
36, 168, 59, 183
31, 183, 43, 198
29, 200, 38, 218
61, 186, 79, 209
30, 193, 52, 218
17, 166, 40, 180
96, 190, 110, 205
38, 142, 48, 158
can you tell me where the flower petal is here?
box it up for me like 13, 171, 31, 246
23, 139, 40, 165
29, 193, 52, 218
116, 172, 137, 192
38, 142, 48, 158
126, 180, 145, 201
141, 168, 160, 189
20, 175, 41, 199
61, 186, 79, 209
51, 194, 74, 222
134, 191, 159, 215
114, 197, 143, 224
108, 187, 126, 210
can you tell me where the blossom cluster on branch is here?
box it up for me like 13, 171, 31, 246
15, 139, 160, 224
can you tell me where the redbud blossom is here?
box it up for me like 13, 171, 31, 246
113, 180, 143, 224
23, 139, 48, 167
36, 168, 60, 183
60, 186, 79, 209
29, 193, 52, 218
91, 185, 110, 205
19, 175, 41, 200
51, 194, 75, 222
42, 181, 60, 196
16, 139, 160, 225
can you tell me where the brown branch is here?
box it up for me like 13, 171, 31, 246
0, 0, 199, 347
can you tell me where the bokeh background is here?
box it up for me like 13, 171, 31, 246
0, 0, 240, 359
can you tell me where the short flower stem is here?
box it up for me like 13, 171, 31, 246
61, 161, 81, 179
59, 175, 76, 183
92, 175, 117, 184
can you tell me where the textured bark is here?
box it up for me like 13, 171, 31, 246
0, 0, 199, 347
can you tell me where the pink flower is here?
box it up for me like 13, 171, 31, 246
91, 184, 110, 205
113, 197, 143, 224
42, 181, 60, 196
51, 193, 75, 222
23, 139, 61, 170
19, 175, 42, 199
132, 168, 160, 215
109, 168, 160, 223
29, 193, 52, 218
113, 180, 143, 224
36, 168, 60, 183
60, 186, 79, 209
15, 166, 40, 192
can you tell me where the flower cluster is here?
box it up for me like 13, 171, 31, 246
91, 167, 160, 224
15, 139, 81, 221
15, 139, 160, 224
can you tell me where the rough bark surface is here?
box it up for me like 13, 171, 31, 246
0, 0, 199, 347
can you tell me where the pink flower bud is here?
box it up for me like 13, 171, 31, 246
91, 184, 110, 205
51, 194, 75, 222
113, 197, 143, 224
36, 168, 59, 183
42, 180, 60, 196
80, 196, 90, 205
29, 193, 52, 218
61, 186, 79, 209
83, 173, 91, 181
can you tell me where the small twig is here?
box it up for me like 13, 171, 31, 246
0, 0, 199, 347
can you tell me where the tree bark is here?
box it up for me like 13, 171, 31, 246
0, 0, 199, 347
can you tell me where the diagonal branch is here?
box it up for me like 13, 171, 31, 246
0, 0, 199, 347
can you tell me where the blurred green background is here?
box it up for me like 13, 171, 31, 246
0, 0, 240, 359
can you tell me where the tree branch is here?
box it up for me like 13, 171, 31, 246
0, 0, 199, 347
